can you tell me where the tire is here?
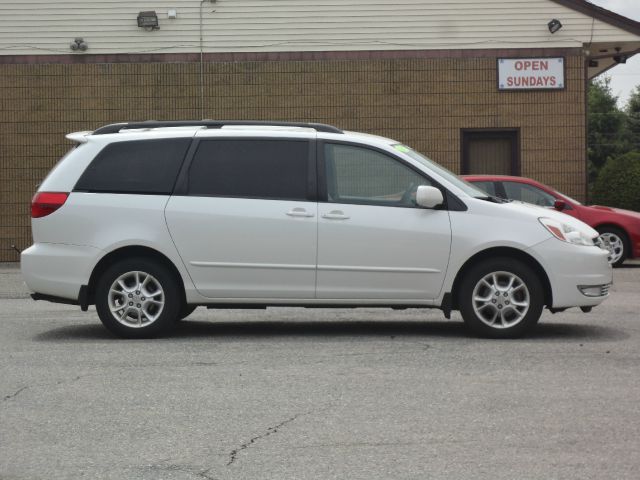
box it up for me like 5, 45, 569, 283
458, 258, 544, 339
178, 305, 198, 321
596, 226, 629, 267
95, 257, 181, 338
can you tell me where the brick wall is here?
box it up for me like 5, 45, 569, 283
0, 53, 586, 261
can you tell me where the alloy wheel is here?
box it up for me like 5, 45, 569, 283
108, 271, 165, 328
598, 232, 624, 265
472, 271, 530, 329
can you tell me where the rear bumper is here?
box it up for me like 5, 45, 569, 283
528, 238, 613, 309
30, 287, 89, 310
21, 243, 100, 301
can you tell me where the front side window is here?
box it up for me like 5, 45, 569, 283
188, 139, 310, 200
324, 143, 430, 207
502, 181, 556, 207
75, 139, 190, 194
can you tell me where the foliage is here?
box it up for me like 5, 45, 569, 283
591, 151, 640, 211
587, 77, 629, 182
626, 85, 640, 144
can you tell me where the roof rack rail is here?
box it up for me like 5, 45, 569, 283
92, 120, 343, 135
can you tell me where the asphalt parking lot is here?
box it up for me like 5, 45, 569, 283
1, 262, 639, 480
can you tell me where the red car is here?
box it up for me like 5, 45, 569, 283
463, 175, 640, 267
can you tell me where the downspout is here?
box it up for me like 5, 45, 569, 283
200, 0, 216, 119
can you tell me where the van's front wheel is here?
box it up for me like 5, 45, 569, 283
95, 258, 181, 338
459, 258, 544, 338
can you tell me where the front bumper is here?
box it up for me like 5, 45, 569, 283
528, 238, 613, 309
632, 233, 640, 259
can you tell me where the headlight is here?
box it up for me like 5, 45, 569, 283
539, 217, 596, 246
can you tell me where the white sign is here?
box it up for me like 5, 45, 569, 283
498, 57, 564, 90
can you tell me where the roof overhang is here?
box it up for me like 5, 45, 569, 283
586, 43, 640, 79
551, 1, 640, 79
550, 0, 640, 36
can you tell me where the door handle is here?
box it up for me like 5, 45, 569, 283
286, 208, 315, 218
322, 210, 350, 220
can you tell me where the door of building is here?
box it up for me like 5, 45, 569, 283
461, 129, 520, 175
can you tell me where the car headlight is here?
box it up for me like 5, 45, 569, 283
539, 217, 596, 246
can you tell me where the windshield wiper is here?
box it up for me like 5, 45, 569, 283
474, 195, 511, 203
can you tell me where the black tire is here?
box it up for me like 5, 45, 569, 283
596, 226, 629, 267
178, 304, 198, 321
95, 257, 181, 338
458, 257, 544, 339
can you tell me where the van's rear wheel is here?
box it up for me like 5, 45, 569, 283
459, 258, 544, 338
95, 258, 181, 338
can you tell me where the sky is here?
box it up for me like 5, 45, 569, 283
589, 0, 640, 107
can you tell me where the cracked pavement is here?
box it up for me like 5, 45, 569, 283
1, 262, 640, 479
226, 412, 307, 466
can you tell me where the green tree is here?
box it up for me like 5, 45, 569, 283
591, 151, 640, 211
587, 77, 628, 181
626, 84, 640, 146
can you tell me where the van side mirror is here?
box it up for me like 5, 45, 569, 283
416, 186, 444, 209
553, 199, 567, 211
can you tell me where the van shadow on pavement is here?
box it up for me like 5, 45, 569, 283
33, 319, 628, 343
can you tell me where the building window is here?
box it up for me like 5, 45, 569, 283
461, 129, 520, 176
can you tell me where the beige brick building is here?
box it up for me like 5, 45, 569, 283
1, 0, 640, 261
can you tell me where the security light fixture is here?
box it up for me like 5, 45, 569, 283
612, 46, 627, 64
137, 11, 160, 30
168, 9, 178, 19
547, 19, 563, 34
588, 59, 599, 68
70, 37, 88, 51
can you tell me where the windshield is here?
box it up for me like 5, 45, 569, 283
554, 189, 582, 205
393, 144, 489, 198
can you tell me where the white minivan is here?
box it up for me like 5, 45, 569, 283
21, 121, 612, 338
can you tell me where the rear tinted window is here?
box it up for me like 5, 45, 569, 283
75, 139, 190, 194
188, 139, 309, 200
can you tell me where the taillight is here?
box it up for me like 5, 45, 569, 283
31, 192, 69, 218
